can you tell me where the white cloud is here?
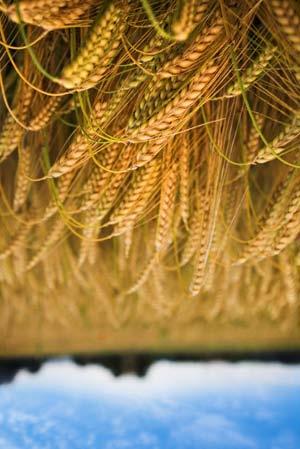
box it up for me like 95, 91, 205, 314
0, 437, 21, 449
103, 439, 132, 449
256, 409, 277, 423
171, 413, 257, 448
8, 410, 39, 426
11, 360, 300, 399
1, 361, 299, 449
137, 432, 159, 447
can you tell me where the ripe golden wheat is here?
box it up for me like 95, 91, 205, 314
0, 0, 300, 339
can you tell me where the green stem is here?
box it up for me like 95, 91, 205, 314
140, 0, 176, 41
15, 0, 60, 83
230, 48, 300, 169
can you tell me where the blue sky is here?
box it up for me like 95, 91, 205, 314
0, 360, 299, 449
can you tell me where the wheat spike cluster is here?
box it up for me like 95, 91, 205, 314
0, 0, 300, 351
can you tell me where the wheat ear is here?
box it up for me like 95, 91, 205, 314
250, 183, 300, 263
155, 161, 178, 252
78, 207, 99, 267
126, 253, 157, 295
101, 72, 148, 129
180, 206, 203, 266
87, 145, 134, 224
179, 135, 190, 226
189, 192, 215, 296
226, 43, 277, 97
42, 170, 76, 221
244, 115, 264, 163
110, 157, 161, 235
6, 0, 94, 30
80, 144, 119, 212
101, 31, 170, 125
0, 114, 24, 164
28, 95, 63, 132
78, 149, 134, 265
13, 146, 32, 212
171, 0, 209, 41
270, 0, 300, 53
128, 59, 219, 144
27, 219, 65, 271
236, 168, 298, 264
48, 101, 107, 178
123, 226, 133, 259
255, 113, 300, 164
269, 182, 300, 257
129, 75, 186, 130
0, 223, 31, 261
279, 251, 298, 306
57, 2, 126, 90
1, 86, 34, 163
159, 12, 224, 78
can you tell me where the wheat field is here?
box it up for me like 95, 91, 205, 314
0, 0, 300, 355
